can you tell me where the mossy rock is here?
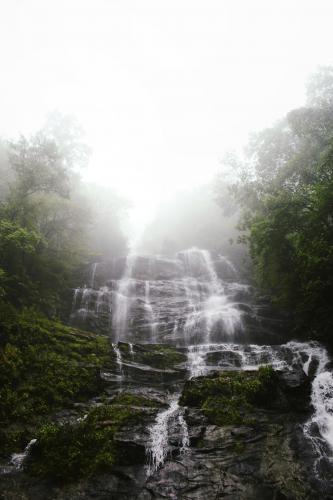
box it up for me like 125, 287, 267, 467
110, 392, 164, 408
0, 308, 114, 457
26, 399, 149, 481
124, 343, 186, 369
180, 366, 279, 426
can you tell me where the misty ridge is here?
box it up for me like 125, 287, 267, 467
1, 2, 333, 499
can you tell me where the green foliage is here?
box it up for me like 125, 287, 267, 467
0, 305, 112, 457
0, 116, 92, 315
110, 392, 163, 408
0, 114, 127, 318
180, 366, 278, 425
222, 66, 333, 342
27, 402, 146, 480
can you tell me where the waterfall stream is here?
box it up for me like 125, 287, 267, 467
69, 247, 333, 482
146, 394, 188, 475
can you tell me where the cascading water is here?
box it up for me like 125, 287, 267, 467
144, 280, 157, 341
70, 247, 245, 343
1, 439, 37, 474
112, 254, 136, 341
112, 343, 123, 375
146, 394, 189, 476
69, 247, 333, 485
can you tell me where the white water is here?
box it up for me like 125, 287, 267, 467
71, 248, 245, 343
112, 255, 136, 340
112, 343, 123, 375
290, 342, 333, 469
144, 280, 157, 340
10, 439, 37, 470
146, 395, 189, 475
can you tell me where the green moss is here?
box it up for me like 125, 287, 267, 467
0, 307, 113, 457
134, 344, 186, 369
27, 402, 146, 481
180, 366, 278, 426
110, 392, 163, 408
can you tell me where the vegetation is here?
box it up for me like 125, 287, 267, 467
180, 366, 278, 425
221, 66, 333, 342
0, 305, 113, 458
27, 400, 149, 480
0, 112, 127, 318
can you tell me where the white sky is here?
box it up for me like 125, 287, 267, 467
1, 0, 333, 233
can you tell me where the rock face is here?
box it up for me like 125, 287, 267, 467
70, 249, 288, 344
1, 249, 333, 499
1, 358, 332, 499
143, 369, 315, 500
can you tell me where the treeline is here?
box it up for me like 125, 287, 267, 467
0, 112, 127, 319
225, 67, 333, 343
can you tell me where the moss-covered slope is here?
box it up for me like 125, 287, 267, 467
0, 306, 113, 458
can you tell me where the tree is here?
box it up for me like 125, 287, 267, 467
0, 116, 90, 316
221, 67, 333, 342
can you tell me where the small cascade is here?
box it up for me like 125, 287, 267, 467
202, 249, 224, 295
129, 343, 134, 357
287, 342, 333, 472
186, 342, 326, 378
112, 343, 123, 376
10, 439, 37, 470
183, 278, 201, 339
80, 286, 91, 319
309, 372, 333, 453
178, 412, 190, 455
146, 394, 189, 476
187, 345, 209, 378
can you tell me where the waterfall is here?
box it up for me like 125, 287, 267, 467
10, 439, 37, 470
112, 343, 123, 376
146, 394, 188, 476
67, 248, 333, 485
144, 280, 157, 341
112, 254, 136, 341
71, 248, 245, 344
288, 342, 333, 471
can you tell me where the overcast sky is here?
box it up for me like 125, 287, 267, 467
1, 0, 333, 231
